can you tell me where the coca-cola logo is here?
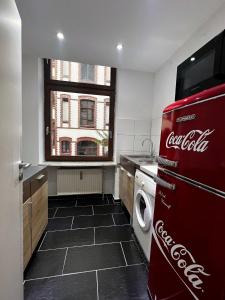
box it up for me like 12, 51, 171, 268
166, 129, 214, 152
153, 220, 210, 298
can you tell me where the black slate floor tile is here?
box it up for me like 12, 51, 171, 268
113, 213, 130, 225
64, 243, 125, 274
121, 241, 144, 265
24, 249, 66, 280
24, 272, 97, 300
94, 204, 123, 215
98, 265, 149, 300
95, 225, 133, 244
40, 228, 94, 250
76, 198, 108, 206
46, 217, 73, 231
48, 208, 56, 218
73, 214, 113, 229
48, 199, 76, 208
55, 206, 93, 217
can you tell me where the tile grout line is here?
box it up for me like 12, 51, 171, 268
24, 263, 146, 283
96, 270, 99, 300
71, 216, 74, 229
48, 212, 125, 219
94, 227, 96, 245
38, 240, 134, 252
61, 247, 68, 274
38, 231, 48, 251
44, 224, 131, 233
120, 242, 128, 266
111, 214, 115, 225
52, 207, 58, 218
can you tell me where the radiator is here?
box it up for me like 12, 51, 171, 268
57, 168, 103, 195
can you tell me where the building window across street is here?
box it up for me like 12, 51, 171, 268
77, 138, 98, 156
44, 59, 116, 161
80, 98, 95, 128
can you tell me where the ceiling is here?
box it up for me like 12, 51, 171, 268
16, 0, 225, 72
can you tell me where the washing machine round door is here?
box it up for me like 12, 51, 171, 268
135, 189, 152, 232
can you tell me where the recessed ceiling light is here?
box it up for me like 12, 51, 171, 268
116, 43, 123, 51
57, 32, 64, 40
190, 57, 195, 62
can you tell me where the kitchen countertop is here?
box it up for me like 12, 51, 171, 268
140, 164, 158, 178
23, 165, 47, 183
120, 154, 158, 177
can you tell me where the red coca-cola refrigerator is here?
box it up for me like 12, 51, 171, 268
148, 83, 225, 300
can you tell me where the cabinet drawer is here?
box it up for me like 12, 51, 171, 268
32, 182, 48, 252
31, 170, 48, 196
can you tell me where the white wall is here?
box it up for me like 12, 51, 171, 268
116, 69, 153, 159
151, 3, 225, 154
114, 69, 154, 198
22, 55, 44, 164
22, 58, 154, 196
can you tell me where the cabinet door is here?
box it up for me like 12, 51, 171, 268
23, 199, 32, 270
125, 173, 134, 216
119, 168, 134, 216
32, 182, 48, 252
119, 167, 126, 201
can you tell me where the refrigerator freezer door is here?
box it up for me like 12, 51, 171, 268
148, 170, 225, 300
159, 93, 225, 193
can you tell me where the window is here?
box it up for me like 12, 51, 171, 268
44, 59, 116, 161
104, 99, 110, 130
77, 138, 98, 156
61, 95, 70, 125
80, 98, 95, 128
60, 138, 72, 155
80, 64, 95, 82
50, 59, 112, 86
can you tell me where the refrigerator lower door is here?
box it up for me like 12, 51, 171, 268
148, 170, 225, 300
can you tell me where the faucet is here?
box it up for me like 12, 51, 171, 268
141, 138, 154, 156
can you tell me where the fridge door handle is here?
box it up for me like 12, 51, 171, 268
156, 156, 178, 168
153, 175, 176, 191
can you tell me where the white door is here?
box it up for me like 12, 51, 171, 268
0, 1, 23, 300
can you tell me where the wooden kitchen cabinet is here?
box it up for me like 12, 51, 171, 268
31, 182, 48, 252
23, 167, 48, 270
23, 198, 32, 270
119, 167, 134, 216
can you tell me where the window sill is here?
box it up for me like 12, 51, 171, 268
39, 161, 117, 167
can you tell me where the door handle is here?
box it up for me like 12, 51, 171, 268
36, 174, 45, 181
156, 156, 178, 168
153, 175, 176, 191
19, 162, 31, 169
19, 161, 31, 181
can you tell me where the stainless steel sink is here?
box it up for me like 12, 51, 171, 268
125, 154, 155, 165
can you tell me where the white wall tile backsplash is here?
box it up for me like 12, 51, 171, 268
116, 118, 152, 162
134, 120, 151, 135
151, 135, 161, 156
117, 119, 135, 135
117, 134, 134, 151
134, 135, 151, 152
151, 117, 162, 136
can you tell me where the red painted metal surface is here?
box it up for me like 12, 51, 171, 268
159, 87, 225, 193
148, 170, 225, 300
148, 85, 225, 299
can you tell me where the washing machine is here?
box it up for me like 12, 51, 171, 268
133, 169, 156, 261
